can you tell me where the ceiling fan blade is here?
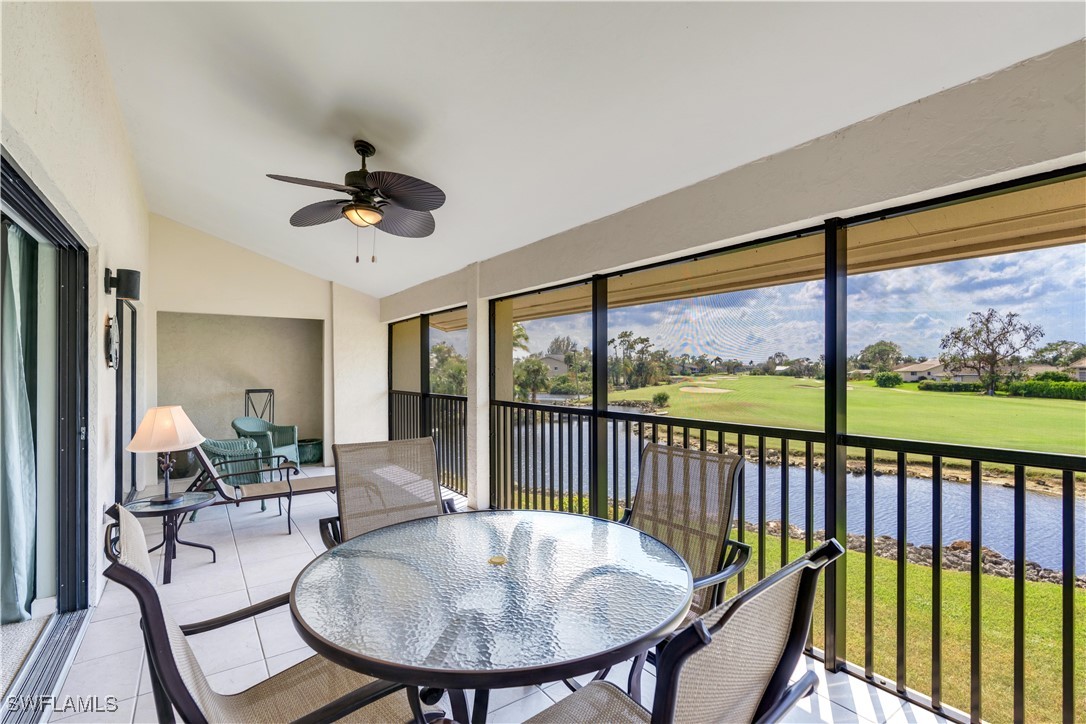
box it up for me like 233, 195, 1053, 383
268, 174, 358, 194
365, 171, 445, 211
375, 205, 436, 238
290, 199, 350, 227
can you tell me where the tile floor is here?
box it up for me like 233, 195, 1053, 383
56, 466, 948, 724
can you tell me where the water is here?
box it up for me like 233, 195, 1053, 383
506, 415, 1086, 572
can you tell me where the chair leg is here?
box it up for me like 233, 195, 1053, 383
278, 497, 283, 516
142, 626, 175, 724
287, 494, 293, 534
627, 651, 648, 705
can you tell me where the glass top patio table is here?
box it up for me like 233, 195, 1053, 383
290, 509, 693, 690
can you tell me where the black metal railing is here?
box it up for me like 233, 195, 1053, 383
390, 389, 468, 497
428, 394, 468, 497
489, 399, 1084, 723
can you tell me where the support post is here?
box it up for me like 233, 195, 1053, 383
419, 313, 431, 438
823, 217, 848, 670
590, 275, 609, 518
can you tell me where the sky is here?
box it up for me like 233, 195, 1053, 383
511, 244, 1085, 361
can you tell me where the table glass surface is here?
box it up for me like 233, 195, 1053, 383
292, 510, 692, 675
124, 491, 215, 514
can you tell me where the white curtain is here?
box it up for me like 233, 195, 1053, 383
1, 222, 38, 623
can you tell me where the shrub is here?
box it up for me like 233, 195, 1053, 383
652, 392, 670, 408
1006, 380, 1086, 400
918, 380, 983, 393
1032, 370, 1072, 382
549, 376, 587, 395
874, 372, 903, 388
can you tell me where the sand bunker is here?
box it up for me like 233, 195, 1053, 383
706, 376, 738, 380
680, 386, 734, 394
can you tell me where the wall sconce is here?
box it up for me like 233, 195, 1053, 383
105, 268, 141, 301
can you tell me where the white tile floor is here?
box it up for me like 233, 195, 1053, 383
57, 466, 945, 724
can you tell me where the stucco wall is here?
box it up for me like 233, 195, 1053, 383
381, 40, 1086, 320
2, 2, 152, 605
157, 312, 324, 441
151, 214, 389, 463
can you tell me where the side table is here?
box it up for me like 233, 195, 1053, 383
124, 492, 217, 584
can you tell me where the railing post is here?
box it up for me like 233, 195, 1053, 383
823, 217, 848, 671
590, 275, 609, 518
419, 313, 431, 438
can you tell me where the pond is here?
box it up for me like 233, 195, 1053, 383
505, 415, 1085, 572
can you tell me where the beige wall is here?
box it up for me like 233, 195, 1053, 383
157, 312, 324, 441
151, 214, 389, 463
331, 284, 387, 444
382, 40, 1086, 320
2, 2, 152, 604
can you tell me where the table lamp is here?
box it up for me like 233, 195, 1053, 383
127, 406, 205, 504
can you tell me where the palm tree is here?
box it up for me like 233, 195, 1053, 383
512, 323, 530, 353
515, 357, 550, 403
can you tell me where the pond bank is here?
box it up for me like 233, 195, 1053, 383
748, 520, 1086, 588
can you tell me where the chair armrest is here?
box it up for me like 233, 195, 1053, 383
213, 453, 288, 468
291, 680, 405, 724
271, 424, 298, 447
319, 516, 342, 550
618, 508, 633, 525
693, 539, 752, 591
754, 670, 818, 723
240, 430, 275, 456
180, 593, 289, 635
441, 497, 457, 514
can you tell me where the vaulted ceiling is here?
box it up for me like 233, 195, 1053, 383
93, 2, 1084, 298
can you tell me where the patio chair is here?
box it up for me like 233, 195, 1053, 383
192, 445, 335, 534
187, 438, 265, 519
573, 442, 750, 699
232, 416, 300, 465
319, 437, 456, 549
528, 539, 844, 724
102, 505, 442, 724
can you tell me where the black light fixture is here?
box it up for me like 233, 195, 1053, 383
105, 268, 141, 301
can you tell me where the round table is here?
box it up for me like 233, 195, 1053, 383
290, 510, 692, 721
125, 492, 217, 584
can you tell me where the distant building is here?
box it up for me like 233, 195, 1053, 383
1068, 358, 1086, 382
893, 360, 944, 382
541, 354, 568, 376
773, 365, 792, 374
1024, 364, 1060, 378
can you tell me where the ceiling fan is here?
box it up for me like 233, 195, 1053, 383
268, 140, 444, 238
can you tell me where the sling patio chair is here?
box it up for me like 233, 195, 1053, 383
192, 445, 336, 534
102, 505, 443, 724
567, 442, 751, 698
232, 415, 300, 465
319, 437, 456, 550
527, 539, 844, 724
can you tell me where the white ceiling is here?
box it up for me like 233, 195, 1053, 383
93, 2, 1084, 299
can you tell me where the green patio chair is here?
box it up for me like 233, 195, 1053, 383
231, 416, 300, 465
188, 437, 270, 518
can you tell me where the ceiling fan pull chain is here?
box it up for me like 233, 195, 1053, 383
355, 225, 360, 264
371, 226, 377, 263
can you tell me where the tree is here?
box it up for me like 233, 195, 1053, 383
512, 323, 529, 353
546, 335, 578, 356
1030, 340, 1086, 368
429, 342, 467, 395
856, 340, 904, 373
514, 357, 550, 403
939, 308, 1044, 395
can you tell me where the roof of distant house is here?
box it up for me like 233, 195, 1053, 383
893, 361, 943, 373
1068, 358, 1086, 369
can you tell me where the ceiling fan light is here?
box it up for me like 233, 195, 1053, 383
343, 203, 383, 227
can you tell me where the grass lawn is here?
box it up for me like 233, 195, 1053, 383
609, 375, 1086, 456
735, 534, 1085, 724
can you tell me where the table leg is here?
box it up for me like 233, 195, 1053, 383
175, 517, 217, 562
448, 689, 470, 724
470, 689, 489, 724
162, 514, 176, 585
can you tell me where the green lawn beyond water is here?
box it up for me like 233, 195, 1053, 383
609, 375, 1086, 455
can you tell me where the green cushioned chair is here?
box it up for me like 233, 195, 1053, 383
232, 416, 300, 465
189, 437, 270, 518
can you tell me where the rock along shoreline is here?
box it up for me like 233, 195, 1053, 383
746, 520, 1085, 589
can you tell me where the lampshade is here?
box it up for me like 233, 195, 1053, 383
342, 203, 384, 227
127, 406, 205, 453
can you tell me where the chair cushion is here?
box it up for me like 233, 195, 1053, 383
237, 474, 336, 499
525, 681, 649, 724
